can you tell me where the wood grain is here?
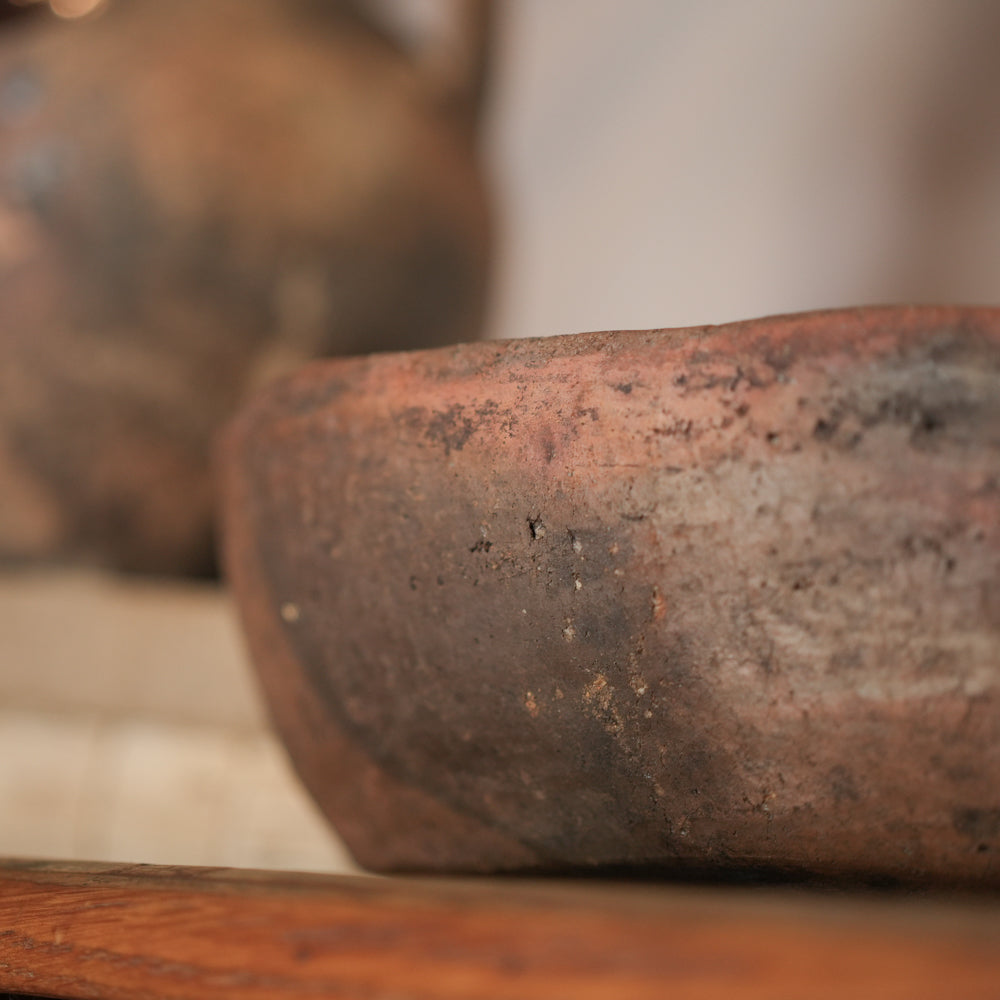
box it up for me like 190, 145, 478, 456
2, 860, 1000, 999
0, 571, 354, 873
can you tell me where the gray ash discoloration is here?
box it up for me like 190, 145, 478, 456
0, 64, 45, 124
400, 403, 477, 455
953, 808, 1000, 842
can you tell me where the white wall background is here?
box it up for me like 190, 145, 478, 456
487, 0, 1000, 341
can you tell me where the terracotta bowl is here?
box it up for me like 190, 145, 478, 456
220, 306, 1000, 885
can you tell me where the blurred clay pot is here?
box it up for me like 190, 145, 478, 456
221, 306, 1000, 884
0, 0, 490, 574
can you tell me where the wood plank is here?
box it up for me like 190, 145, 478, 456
0, 570, 261, 728
0, 711, 355, 872
0, 570, 354, 873
1, 860, 999, 999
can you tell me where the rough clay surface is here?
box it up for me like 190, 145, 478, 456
0, 0, 490, 574
222, 306, 1000, 884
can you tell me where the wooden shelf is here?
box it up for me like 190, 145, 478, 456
2, 859, 999, 999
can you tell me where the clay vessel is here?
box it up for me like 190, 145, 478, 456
0, 0, 490, 574
221, 306, 1000, 884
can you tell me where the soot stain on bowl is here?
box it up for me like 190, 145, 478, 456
248, 419, 745, 867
